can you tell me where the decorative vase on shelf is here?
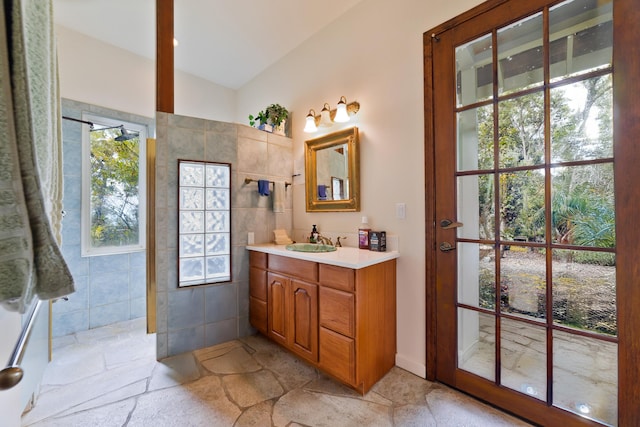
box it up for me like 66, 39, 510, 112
258, 123, 273, 133
274, 120, 286, 136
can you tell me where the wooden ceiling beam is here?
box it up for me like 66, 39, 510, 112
156, 0, 174, 113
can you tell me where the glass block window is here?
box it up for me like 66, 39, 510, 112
178, 160, 231, 287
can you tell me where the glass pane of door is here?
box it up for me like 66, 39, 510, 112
458, 308, 495, 381
553, 330, 617, 422
456, 33, 493, 107
497, 12, 544, 94
454, 0, 615, 424
501, 318, 547, 401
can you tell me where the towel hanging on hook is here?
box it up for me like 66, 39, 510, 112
244, 177, 292, 189
257, 180, 270, 196
273, 182, 286, 213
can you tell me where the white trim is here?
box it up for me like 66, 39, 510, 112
395, 353, 426, 378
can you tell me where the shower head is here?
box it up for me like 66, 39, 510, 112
93, 125, 138, 141
114, 127, 138, 141
90, 125, 139, 142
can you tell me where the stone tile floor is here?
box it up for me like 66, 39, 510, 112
460, 313, 617, 425
22, 318, 531, 426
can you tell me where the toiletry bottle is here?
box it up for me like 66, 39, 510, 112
310, 225, 319, 243
358, 216, 371, 249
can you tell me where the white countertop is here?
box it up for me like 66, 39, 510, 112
246, 244, 399, 269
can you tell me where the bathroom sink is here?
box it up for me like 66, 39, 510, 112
285, 243, 337, 253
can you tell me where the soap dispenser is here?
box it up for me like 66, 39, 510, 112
358, 216, 371, 249
310, 225, 319, 243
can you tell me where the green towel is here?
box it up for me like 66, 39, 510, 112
0, 0, 74, 313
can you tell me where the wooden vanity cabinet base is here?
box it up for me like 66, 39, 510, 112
249, 251, 396, 394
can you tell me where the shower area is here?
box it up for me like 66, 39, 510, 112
54, 99, 153, 337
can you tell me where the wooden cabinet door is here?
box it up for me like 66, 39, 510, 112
289, 279, 318, 363
267, 272, 288, 347
249, 297, 268, 334
249, 267, 267, 300
249, 267, 268, 333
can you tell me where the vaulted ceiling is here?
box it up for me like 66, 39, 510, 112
53, 0, 364, 90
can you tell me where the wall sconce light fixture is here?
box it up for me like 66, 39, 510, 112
304, 109, 318, 133
334, 96, 350, 123
303, 96, 360, 133
319, 103, 333, 127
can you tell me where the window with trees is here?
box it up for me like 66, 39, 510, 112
81, 115, 147, 256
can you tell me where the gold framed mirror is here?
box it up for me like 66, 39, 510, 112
305, 127, 360, 212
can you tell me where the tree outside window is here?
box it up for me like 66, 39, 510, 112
81, 115, 146, 256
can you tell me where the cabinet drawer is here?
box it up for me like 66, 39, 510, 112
319, 264, 354, 292
249, 297, 267, 334
319, 327, 355, 385
269, 254, 318, 282
249, 267, 267, 301
249, 250, 267, 269
319, 287, 355, 337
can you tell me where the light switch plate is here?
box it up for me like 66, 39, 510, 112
396, 203, 406, 219
248, 232, 255, 244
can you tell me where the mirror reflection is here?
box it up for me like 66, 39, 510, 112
305, 127, 359, 212
316, 142, 349, 201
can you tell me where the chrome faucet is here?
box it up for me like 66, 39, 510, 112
335, 236, 346, 247
317, 235, 333, 246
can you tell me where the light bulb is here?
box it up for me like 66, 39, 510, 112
319, 103, 332, 127
334, 96, 350, 123
303, 109, 317, 133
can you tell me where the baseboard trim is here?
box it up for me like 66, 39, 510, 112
395, 353, 426, 378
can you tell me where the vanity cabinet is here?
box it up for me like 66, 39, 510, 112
267, 272, 318, 363
248, 250, 396, 394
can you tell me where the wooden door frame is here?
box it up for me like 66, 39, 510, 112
424, 0, 640, 424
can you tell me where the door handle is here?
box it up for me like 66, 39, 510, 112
440, 219, 463, 229
439, 242, 456, 252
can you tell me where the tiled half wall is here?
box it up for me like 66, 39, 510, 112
155, 112, 293, 358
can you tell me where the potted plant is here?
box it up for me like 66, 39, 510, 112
249, 103, 289, 135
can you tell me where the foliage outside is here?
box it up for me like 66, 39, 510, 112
473, 74, 616, 336
475, 74, 614, 254
90, 128, 140, 248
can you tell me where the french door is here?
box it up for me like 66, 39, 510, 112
425, 0, 640, 425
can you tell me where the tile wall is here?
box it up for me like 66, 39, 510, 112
155, 112, 293, 358
54, 99, 153, 337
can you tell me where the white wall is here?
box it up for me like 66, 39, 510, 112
175, 72, 236, 123
55, 25, 156, 119
236, 0, 484, 376
55, 25, 236, 122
